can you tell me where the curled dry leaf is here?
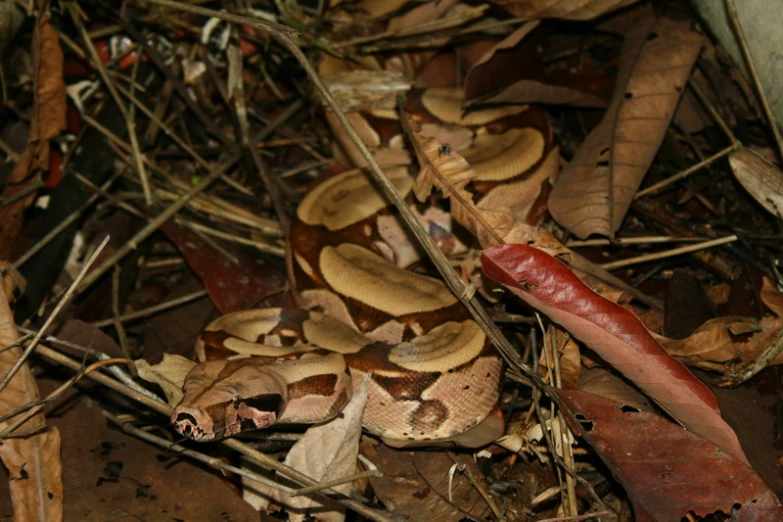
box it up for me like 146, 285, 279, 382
0, 263, 63, 522
322, 70, 412, 112
548, 17, 704, 238
489, 0, 640, 21
655, 278, 783, 370
729, 146, 783, 218
561, 390, 782, 521
481, 244, 748, 464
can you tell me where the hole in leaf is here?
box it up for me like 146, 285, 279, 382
647, 32, 659, 41
574, 413, 593, 432
599, 147, 610, 155
620, 405, 639, 414
596, 160, 609, 168
624, 92, 633, 99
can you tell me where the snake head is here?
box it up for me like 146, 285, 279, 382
171, 359, 287, 442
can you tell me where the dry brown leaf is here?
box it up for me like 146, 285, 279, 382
655, 278, 783, 369
489, 0, 639, 21
0, 263, 63, 522
0, 15, 65, 259
548, 17, 704, 238
729, 147, 783, 218
386, 0, 458, 35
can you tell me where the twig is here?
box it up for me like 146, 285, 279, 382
75, 155, 239, 293
13, 174, 120, 269
724, 0, 783, 162
289, 469, 383, 496
67, 4, 153, 205
0, 357, 128, 437
92, 290, 208, 328
566, 235, 704, 248
0, 236, 110, 395
635, 144, 739, 198
111, 265, 136, 377
600, 235, 738, 270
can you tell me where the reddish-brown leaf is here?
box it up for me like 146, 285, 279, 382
481, 244, 748, 463
548, 17, 704, 238
161, 222, 286, 314
560, 390, 782, 521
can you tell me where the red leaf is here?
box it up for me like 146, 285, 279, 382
481, 244, 748, 464
560, 390, 782, 521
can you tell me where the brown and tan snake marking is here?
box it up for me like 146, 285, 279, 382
171, 168, 504, 446
171, 95, 555, 447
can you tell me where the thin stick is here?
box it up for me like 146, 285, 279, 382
289, 469, 382, 496
635, 144, 738, 198
0, 236, 110, 395
111, 265, 136, 378
566, 236, 704, 248
13, 174, 119, 269
724, 0, 783, 162
75, 155, 239, 293
0, 357, 128, 436
600, 235, 738, 270
67, 5, 152, 205
91, 290, 208, 327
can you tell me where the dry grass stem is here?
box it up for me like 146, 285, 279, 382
600, 235, 738, 270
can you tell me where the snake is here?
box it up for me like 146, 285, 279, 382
171, 92, 554, 447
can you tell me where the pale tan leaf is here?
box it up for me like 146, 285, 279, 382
246, 383, 368, 521
578, 368, 656, 413
729, 147, 783, 218
489, 0, 639, 21
0, 263, 62, 522
548, 17, 704, 238
135, 354, 195, 407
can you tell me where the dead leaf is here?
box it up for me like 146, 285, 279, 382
481, 244, 748, 464
548, 17, 704, 238
246, 381, 368, 521
729, 146, 783, 219
0, 14, 66, 259
489, 0, 640, 21
160, 221, 287, 314
0, 263, 63, 522
578, 367, 655, 413
561, 390, 783, 521
135, 354, 196, 407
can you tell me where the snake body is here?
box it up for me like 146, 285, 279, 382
171, 167, 504, 446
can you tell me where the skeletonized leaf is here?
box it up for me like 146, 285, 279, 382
481, 244, 748, 464
548, 17, 704, 238
489, 0, 639, 21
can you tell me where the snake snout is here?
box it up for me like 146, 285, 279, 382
171, 408, 213, 441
